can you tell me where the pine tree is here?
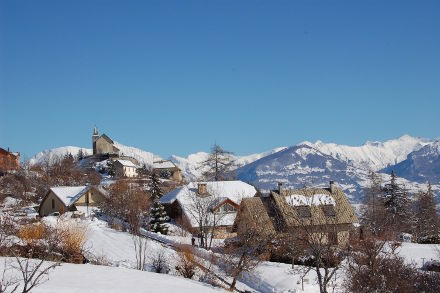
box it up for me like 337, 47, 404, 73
415, 184, 440, 243
77, 149, 84, 161
149, 172, 163, 198
381, 171, 411, 233
148, 172, 169, 234
149, 197, 169, 234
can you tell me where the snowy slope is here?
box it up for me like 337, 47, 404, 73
383, 139, 440, 183
29, 143, 162, 168
0, 257, 221, 293
301, 135, 430, 171
29, 146, 92, 165
113, 141, 162, 167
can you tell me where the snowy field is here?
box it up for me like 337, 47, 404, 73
3, 214, 438, 293
0, 257, 221, 293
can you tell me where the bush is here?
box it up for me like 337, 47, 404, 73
150, 249, 169, 274
175, 246, 196, 279
59, 223, 88, 263
18, 223, 46, 244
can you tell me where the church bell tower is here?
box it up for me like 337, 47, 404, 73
92, 125, 99, 155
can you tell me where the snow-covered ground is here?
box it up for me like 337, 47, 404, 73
3, 211, 439, 293
0, 257, 221, 293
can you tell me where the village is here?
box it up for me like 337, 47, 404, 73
1, 127, 439, 293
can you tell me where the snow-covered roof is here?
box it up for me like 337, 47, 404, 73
285, 193, 336, 207
153, 160, 177, 169
160, 181, 257, 227
50, 186, 89, 206
116, 159, 137, 168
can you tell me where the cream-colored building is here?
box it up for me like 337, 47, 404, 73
39, 185, 106, 217
92, 126, 120, 156
114, 159, 138, 178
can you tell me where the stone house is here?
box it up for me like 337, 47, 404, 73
153, 160, 183, 182
160, 181, 257, 238
0, 147, 20, 171
234, 181, 358, 250
39, 185, 106, 217
92, 126, 120, 156
113, 159, 138, 178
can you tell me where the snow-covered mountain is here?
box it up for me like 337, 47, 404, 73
236, 136, 439, 202
29, 135, 440, 203
169, 147, 287, 180
29, 146, 92, 166
383, 139, 440, 184
301, 135, 430, 171
29, 142, 285, 180
29, 142, 161, 168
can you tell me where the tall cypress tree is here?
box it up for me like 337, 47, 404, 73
149, 172, 169, 234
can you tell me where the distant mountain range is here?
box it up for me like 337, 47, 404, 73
29, 135, 440, 203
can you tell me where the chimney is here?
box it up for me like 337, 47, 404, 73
278, 182, 283, 194
329, 181, 335, 194
198, 183, 207, 195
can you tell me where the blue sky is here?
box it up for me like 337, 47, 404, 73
1, 0, 439, 159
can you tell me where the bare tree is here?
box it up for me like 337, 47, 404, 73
361, 171, 388, 237
199, 144, 235, 181
132, 235, 148, 271
0, 259, 19, 293
224, 222, 269, 291
185, 190, 226, 250
12, 256, 60, 293
344, 234, 418, 292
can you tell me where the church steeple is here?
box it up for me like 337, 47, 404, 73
92, 125, 99, 155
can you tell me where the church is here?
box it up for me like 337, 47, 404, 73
92, 126, 120, 156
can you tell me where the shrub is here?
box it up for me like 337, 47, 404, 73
58, 223, 88, 263
150, 249, 169, 274
18, 223, 46, 245
175, 246, 196, 279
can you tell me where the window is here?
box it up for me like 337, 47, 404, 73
328, 232, 338, 245
322, 205, 336, 217
51, 199, 55, 209
296, 206, 311, 218
215, 203, 237, 213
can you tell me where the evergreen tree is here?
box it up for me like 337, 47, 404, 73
381, 171, 411, 232
77, 149, 84, 161
149, 197, 169, 234
148, 172, 169, 234
414, 184, 440, 243
149, 172, 163, 198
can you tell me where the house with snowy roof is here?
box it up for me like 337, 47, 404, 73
160, 181, 257, 237
153, 160, 182, 182
39, 185, 106, 217
114, 159, 138, 178
234, 181, 358, 248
